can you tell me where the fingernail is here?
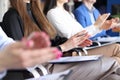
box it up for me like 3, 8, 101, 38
26, 40, 34, 47
53, 48, 62, 59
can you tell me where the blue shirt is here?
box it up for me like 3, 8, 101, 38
74, 4, 119, 38
74, 4, 107, 40
0, 27, 14, 79
0, 27, 14, 50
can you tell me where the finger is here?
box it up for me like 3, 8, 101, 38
28, 47, 62, 60
114, 17, 120, 22
79, 39, 92, 47
74, 30, 87, 37
101, 13, 110, 20
6, 40, 34, 50
25, 48, 62, 65
27, 32, 51, 49
77, 34, 90, 42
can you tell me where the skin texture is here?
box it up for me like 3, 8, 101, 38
0, 32, 62, 72
60, 30, 92, 52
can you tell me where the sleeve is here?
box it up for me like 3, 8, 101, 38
84, 25, 102, 37
47, 10, 82, 38
1, 9, 23, 40
0, 71, 7, 79
74, 9, 86, 27
0, 27, 14, 50
51, 35, 67, 46
47, 9, 102, 38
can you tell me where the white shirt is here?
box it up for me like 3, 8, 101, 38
88, 7, 96, 24
0, 27, 14, 50
0, 27, 14, 79
47, 7, 101, 38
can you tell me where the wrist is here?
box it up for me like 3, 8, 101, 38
0, 54, 7, 72
93, 24, 102, 31
57, 46, 62, 51
59, 44, 66, 52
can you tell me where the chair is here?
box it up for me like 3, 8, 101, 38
26, 65, 48, 78
0, 22, 2, 26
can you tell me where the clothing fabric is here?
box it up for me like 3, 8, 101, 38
74, 4, 107, 40
0, 27, 14, 50
0, 71, 6, 79
74, 4, 100, 27
1, 8, 24, 40
74, 4, 119, 38
0, 27, 14, 79
50, 57, 120, 80
47, 7, 101, 39
2, 3, 120, 80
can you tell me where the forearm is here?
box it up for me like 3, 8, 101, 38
85, 25, 102, 37
0, 71, 6, 79
0, 53, 7, 79
0, 53, 7, 72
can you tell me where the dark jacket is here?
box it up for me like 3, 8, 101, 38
1, 8, 24, 40
1, 4, 68, 80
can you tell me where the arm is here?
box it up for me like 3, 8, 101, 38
1, 9, 23, 40
47, 9, 84, 38
0, 32, 62, 72
0, 71, 6, 79
74, 9, 86, 27
59, 31, 92, 52
0, 27, 14, 50
47, 8, 103, 38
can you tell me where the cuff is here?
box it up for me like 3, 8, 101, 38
0, 71, 6, 79
57, 46, 62, 51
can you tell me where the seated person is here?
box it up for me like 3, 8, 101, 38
74, 0, 120, 40
1, 0, 120, 80
0, 27, 61, 79
44, 0, 120, 63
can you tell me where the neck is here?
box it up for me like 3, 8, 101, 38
57, 1, 64, 10
24, 0, 30, 3
84, 1, 94, 10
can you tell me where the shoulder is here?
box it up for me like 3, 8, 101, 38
3, 8, 19, 20
74, 4, 86, 15
47, 7, 59, 15
94, 8, 100, 14
47, 7, 61, 19
75, 4, 86, 11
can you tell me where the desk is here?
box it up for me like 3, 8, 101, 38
96, 37, 120, 43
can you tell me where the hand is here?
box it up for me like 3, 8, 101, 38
111, 17, 120, 32
0, 42, 60, 71
100, 20, 113, 30
78, 39, 92, 47
60, 30, 91, 52
0, 32, 62, 71
23, 31, 51, 49
94, 13, 110, 30
112, 27, 120, 32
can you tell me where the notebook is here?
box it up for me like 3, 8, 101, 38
48, 55, 102, 64
83, 41, 117, 50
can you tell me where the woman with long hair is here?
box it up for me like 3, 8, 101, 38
1, 0, 120, 80
43, 0, 120, 61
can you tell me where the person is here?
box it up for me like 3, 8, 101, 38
0, 26, 62, 79
1, 0, 120, 80
43, 0, 120, 60
1, 0, 92, 52
44, 0, 120, 39
74, 0, 120, 38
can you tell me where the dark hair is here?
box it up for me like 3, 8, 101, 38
44, 0, 57, 15
9, 0, 56, 39
44, 0, 68, 15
